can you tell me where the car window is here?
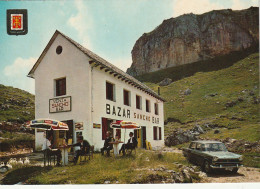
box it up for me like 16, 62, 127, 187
201, 144, 206, 151
205, 143, 227, 151
189, 142, 196, 149
196, 143, 202, 150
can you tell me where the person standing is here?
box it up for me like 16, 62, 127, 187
101, 131, 113, 157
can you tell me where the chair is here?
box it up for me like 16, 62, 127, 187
78, 145, 94, 163
126, 147, 136, 155
43, 150, 56, 166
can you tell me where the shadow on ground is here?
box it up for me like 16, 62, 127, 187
206, 170, 244, 178
1, 166, 53, 185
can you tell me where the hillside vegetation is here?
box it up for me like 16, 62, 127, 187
0, 84, 34, 123
144, 53, 259, 142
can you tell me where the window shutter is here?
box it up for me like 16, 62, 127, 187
159, 127, 162, 140
102, 118, 108, 140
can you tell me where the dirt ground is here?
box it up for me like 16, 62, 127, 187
202, 167, 260, 183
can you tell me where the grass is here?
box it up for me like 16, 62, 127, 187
242, 152, 260, 168
0, 84, 34, 123
143, 53, 259, 142
1, 149, 193, 184
0, 131, 35, 151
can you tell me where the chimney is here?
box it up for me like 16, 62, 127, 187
158, 86, 160, 95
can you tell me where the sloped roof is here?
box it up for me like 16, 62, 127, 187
28, 30, 165, 102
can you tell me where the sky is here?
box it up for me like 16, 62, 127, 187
0, 0, 258, 94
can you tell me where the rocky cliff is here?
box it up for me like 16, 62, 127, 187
127, 7, 259, 76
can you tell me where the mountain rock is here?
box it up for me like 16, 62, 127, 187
127, 7, 259, 76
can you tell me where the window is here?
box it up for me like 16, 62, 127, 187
106, 82, 115, 101
146, 99, 150, 112
159, 127, 162, 140
56, 78, 66, 96
123, 89, 130, 106
56, 46, 63, 54
136, 95, 141, 110
154, 103, 159, 115
189, 142, 196, 149
153, 126, 162, 140
196, 143, 202, 151
153, 126, 158, 140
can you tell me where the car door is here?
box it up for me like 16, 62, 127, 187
192, 143, 204, 166
187, 142, 197, 163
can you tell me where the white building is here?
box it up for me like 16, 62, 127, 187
28, 30, 165, 151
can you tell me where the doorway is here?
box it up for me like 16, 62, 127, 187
102, 117, 114, 140
141, 126, 146, 149
62, 120, 74, 143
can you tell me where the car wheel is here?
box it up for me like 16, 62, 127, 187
203, 160, 212, 173
231, 168, 238, 173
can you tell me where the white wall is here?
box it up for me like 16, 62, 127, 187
33, 33, 164, 150
91, 67, 164, 149
34, 34, 92, 148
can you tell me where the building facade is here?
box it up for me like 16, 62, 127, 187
28, 30, 165, 150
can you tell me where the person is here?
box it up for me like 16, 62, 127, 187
70, 135, 90, 164
100, 131, 113, 157
114, 133, 120, 142
119, 132, 138, 155
42, 135, 62, 166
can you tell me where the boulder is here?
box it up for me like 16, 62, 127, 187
184, 89, 191, 95
159, 78, 172, 86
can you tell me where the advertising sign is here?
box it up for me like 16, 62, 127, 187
49, 96, 71, 113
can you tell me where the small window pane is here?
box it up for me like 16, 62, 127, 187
106, 82, 115, 101
123, 90, 130, 106
146, 100, 150, 112
155, 103, 159, 115
136, 95, 141, 109
56, 78, 66, 96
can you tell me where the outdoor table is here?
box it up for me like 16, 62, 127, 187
109, 141, 123, 156
57, 146, 70, 165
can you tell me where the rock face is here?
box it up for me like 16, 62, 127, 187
127, 7, 259, 76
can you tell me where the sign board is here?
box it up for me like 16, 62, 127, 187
49, 96, 71, 113
75, 122, 83, 131
93, 123, 101, 129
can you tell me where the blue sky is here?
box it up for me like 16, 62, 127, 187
0, 0, 258, 94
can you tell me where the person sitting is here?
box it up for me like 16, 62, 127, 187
119, 132, 138, 155
100, 131, 113, 157
70, 135, 90, 164
42, 135, 62, 166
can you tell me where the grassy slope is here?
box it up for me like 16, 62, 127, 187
0, 84, 35, 123
144, 53, 259, 142
2, 150, 196, 184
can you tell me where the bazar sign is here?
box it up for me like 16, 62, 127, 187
106, 103, 159, 124
49, 96, 71, 113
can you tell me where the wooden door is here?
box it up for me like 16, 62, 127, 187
141, 126, 146, 149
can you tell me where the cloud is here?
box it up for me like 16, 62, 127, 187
172, 0, 258, 17
67, 0, 93, 48
172, 0, 224, 17
107, 56, 132, 72
3, 57, 37, 94
231, 0, 259, 10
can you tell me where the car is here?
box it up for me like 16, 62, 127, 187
182, 140, 243, 173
